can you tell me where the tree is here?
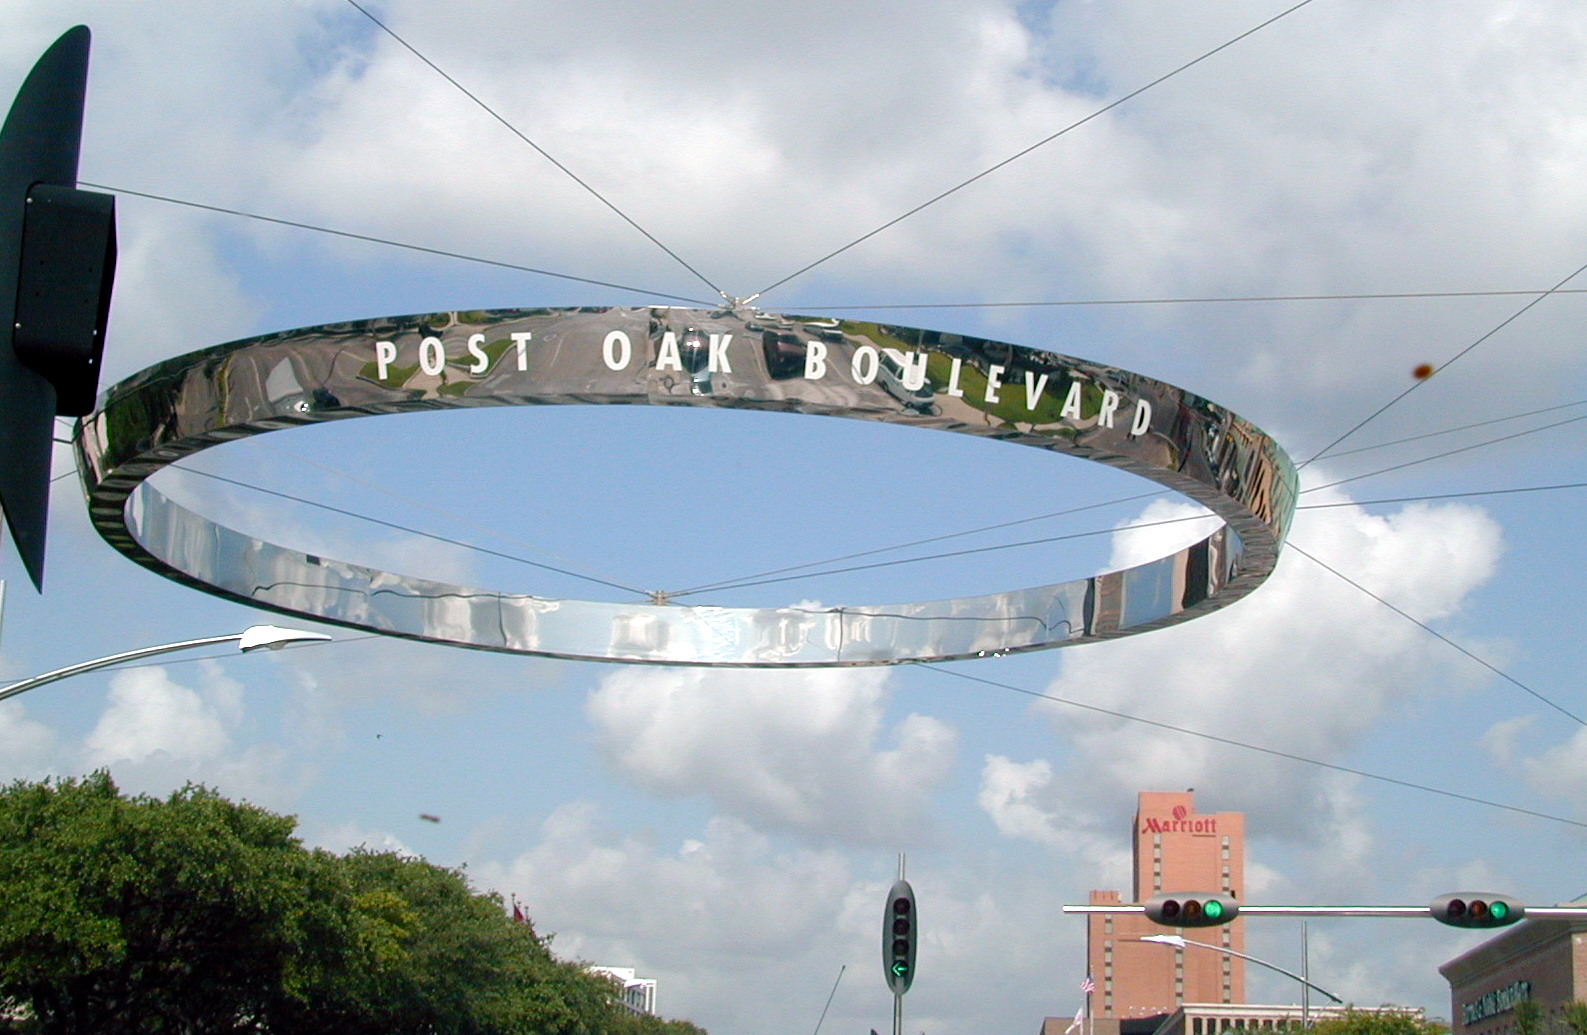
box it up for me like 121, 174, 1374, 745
268, 848, 593, 1035
0, 774, 708, 1035
1281, 1010, 1448, 1035
1514, 1000, 1543, 1035
0, 772, 342, 1034
1559, 1000, 1587, 1035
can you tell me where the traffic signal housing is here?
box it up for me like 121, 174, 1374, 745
1143, 892, 1240, 928
0, 25, 117, 590
884, 879, 917, 995
1430, 893, 1524, 929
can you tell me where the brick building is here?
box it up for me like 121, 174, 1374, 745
1086, 791, 1247, 1020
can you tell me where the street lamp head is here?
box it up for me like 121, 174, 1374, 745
237, 625, 333, 652
1141, 935, 1187, 948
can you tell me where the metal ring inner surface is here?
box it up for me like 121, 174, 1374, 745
77, 306, 1296, 667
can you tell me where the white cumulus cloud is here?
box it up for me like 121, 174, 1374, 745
586, 665, 955, 845
976, 480, 1505, 850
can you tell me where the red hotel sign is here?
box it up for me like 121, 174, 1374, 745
1142, 805, 1218, 835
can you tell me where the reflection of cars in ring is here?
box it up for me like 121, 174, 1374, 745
761, 330, 807, 379
680, 327, 708, 372
803, 318, 844, 342
745, 314, 790, 333
878, 348, 935, 413
689, 366, 713, 395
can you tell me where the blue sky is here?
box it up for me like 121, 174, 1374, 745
4, 1, 1587, 1032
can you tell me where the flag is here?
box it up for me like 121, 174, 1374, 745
1081, 974, 1095, 995
511, 895, 527, 924
1064, 1000, 1086, 1035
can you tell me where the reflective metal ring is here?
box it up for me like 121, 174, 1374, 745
77, 306, 1296, 667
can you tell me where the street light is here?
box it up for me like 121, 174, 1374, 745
1140, 933, 1343, 1006
0, 624, 332, 702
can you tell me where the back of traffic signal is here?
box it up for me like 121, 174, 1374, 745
0, 26, 119, 590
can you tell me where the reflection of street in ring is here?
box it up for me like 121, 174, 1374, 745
77, 306, 1296, 668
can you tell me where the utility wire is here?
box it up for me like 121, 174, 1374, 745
174, 467, 651, 598
666, 490, 1164, 598
927, 665, 1587, 830
80, 182, 717, 307
802, 287, 1587, 311
1316, 399, 1587, 461
164, 451, 1585, 731
666, 512, 1206, 600
1303, 413, 1587, 495
668, 475, 1587, 601
251, 441, 641, 599
343, 0, 729, 304
668, 406, 1587, 599
78, 181, 1587, 318
1296, 483, 1587, 509
1301, 255, 1587, 467
746, 0, 1322, 302
1287, 542, 1587, 727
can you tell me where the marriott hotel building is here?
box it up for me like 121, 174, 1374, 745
1086, 791, 1247, 1019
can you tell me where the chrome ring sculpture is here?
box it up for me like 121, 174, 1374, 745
78, 306, 1296, 667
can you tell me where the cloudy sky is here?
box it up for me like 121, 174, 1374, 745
4, 1, 1587, 1032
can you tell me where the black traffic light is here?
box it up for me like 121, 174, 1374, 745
1430, 893, 1524, 929
1143, 892, 1240, 927
0, 25, 117, 590
883, 879, 916, 996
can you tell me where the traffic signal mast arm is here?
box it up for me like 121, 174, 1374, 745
1064, 904, 1587, 920
1066, 905, 1425, 918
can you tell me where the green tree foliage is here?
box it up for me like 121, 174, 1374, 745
0, 771, 336, 1034
0, 774, 706, 1035
1514, 1000, 1543, 1035
1559, 1000, 1587, 1035
1290, 1010, 1449, 1035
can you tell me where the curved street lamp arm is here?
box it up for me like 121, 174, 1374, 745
1203, 940, 1340, 1003
0, 625, 330, 703
1142, 936, 1343, 1004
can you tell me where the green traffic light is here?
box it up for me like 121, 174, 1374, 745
892, 962, 908, 977
1489, 901, 1509, 921
1203, 900, 1224, 922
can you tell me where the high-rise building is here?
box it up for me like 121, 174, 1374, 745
1086, 791, 1247, 1020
